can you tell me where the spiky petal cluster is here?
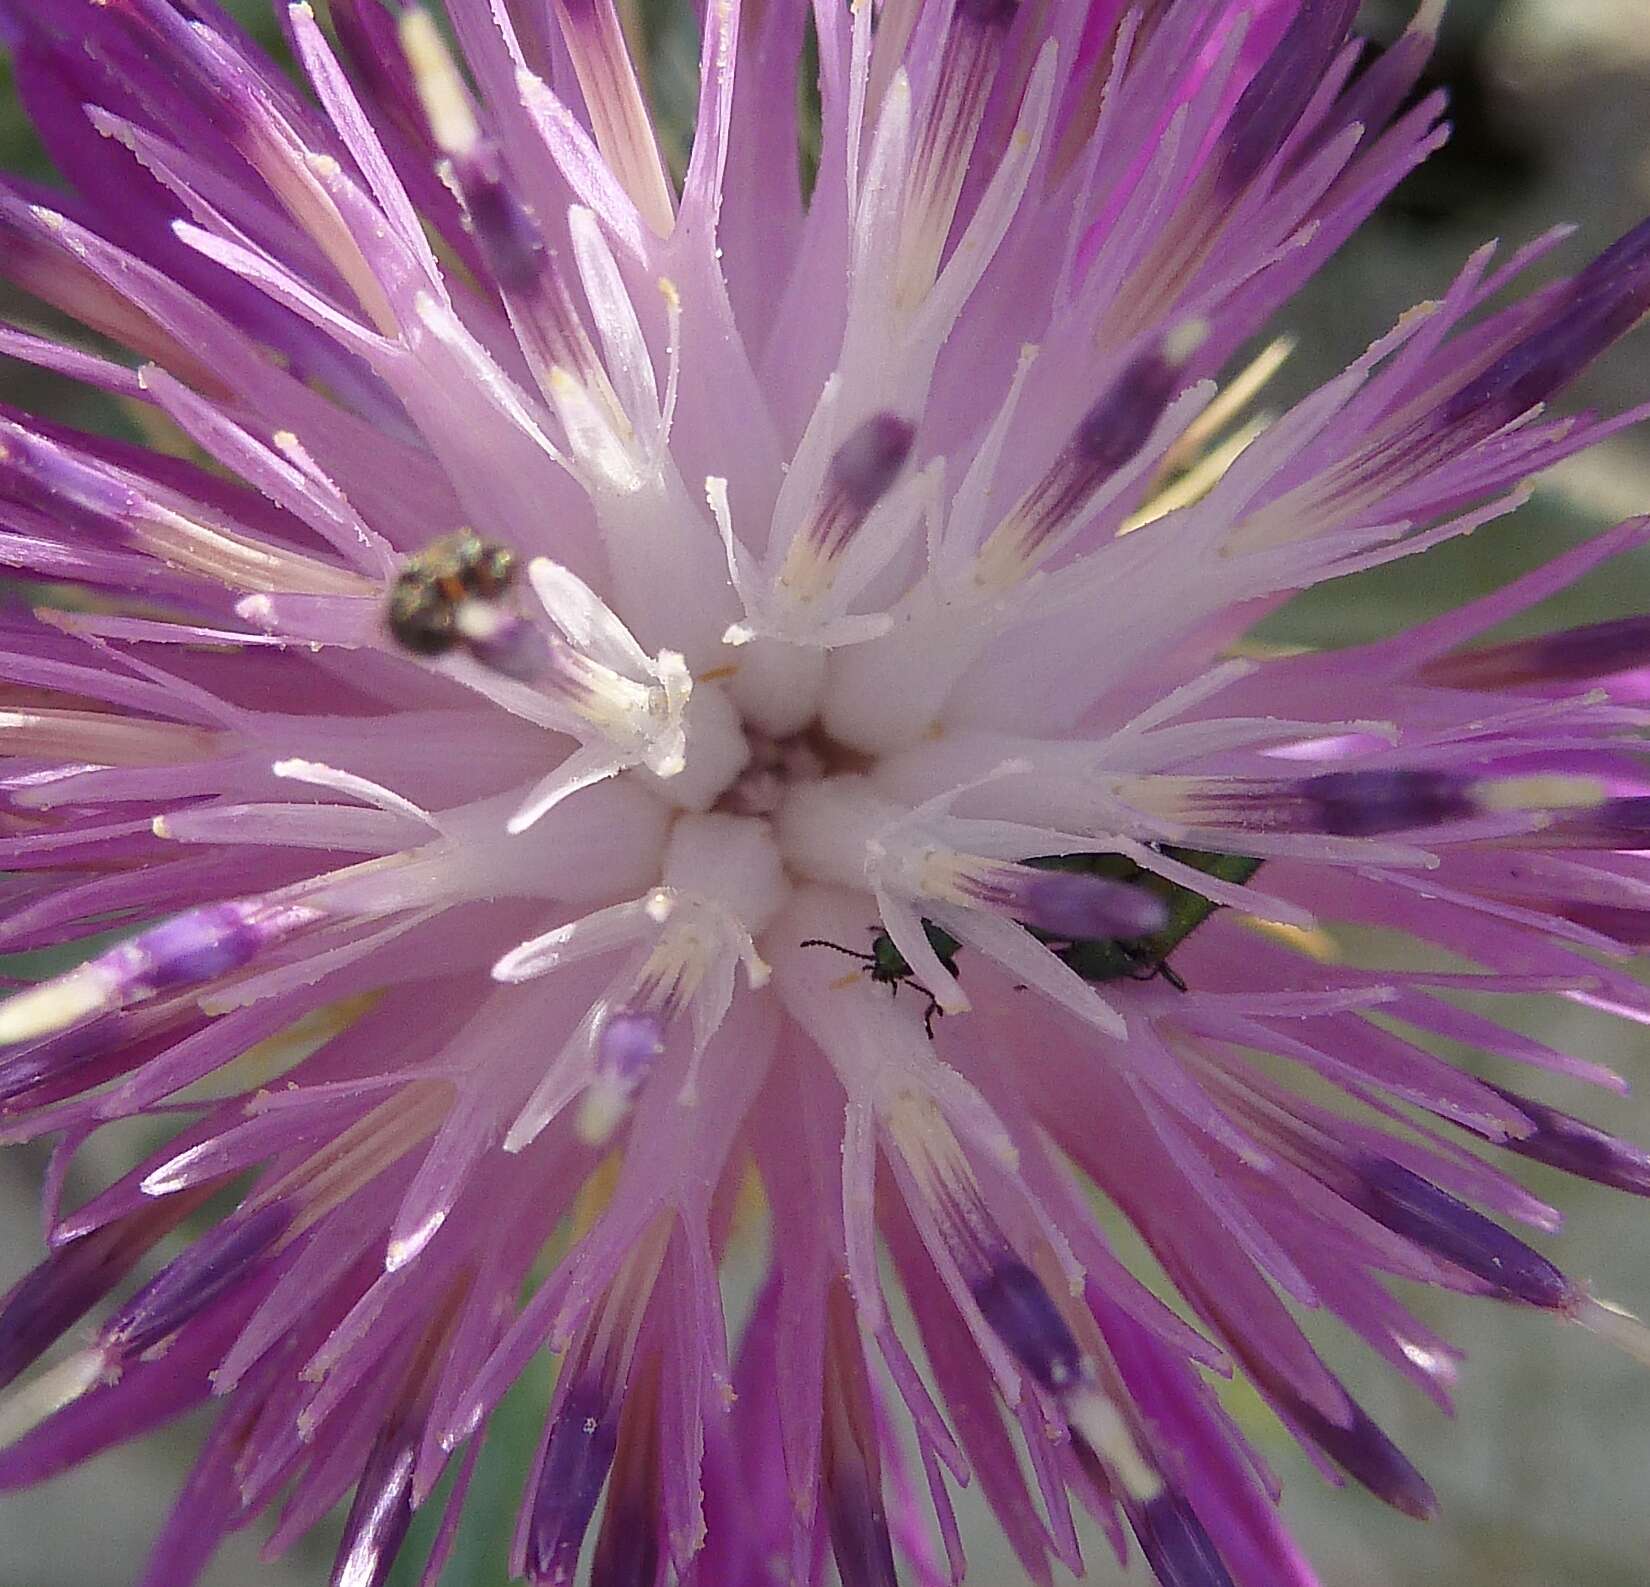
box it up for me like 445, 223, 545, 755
2, 1, 1650, 1585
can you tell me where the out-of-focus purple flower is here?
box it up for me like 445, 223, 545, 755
1, 1, 1649, 1584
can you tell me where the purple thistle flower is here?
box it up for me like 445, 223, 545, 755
1, 0, 1650, 1584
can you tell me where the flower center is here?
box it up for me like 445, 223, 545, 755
713, 719, 874, 817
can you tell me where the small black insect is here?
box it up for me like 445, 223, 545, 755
386, 531, 518, 657
801, 919, 962, 1038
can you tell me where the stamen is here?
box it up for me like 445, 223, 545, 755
1066, 1386, 1164, 1504
973, 322, 1208, 591
1515, 791, 1650, 848
1120, 417, 1270, 533
578, 1009, 667, 1145
969, 1255, 1084, 1393
888, 1108, 1172, 1506
777, 412, 917, 600
499, 847, 772, 1151
399, 9, 480, 158
864, 790, 1138, 1032
1572, 1294, 1650, 1371
1294, 768, 1478, 836
944, 858, 1171, 941
502, 558, 696, 831
1261, 768, 1608, 838
716, 402, 925, 652
1157, 336, 1295, 477
0, 898, 322, 1045
402, 9, 609, 391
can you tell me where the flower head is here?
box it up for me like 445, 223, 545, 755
1, 1, 1650, 1584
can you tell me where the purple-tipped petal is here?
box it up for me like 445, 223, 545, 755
1424, 615, 1650, 689
1216, 0, 1361, 192
1281, 1388, 1437, 1520
101, 1200, 294, 1358
1352, 1160, 1575, 1310
830, 415, 917, 517
1443, 218, 1650, 429
1128, 1493, 1239, 1587
524, 1379, 620, 1584
0, 1191, 208, 1392
1480, 1086, 1650, 1195
330, 1422, 417, 1587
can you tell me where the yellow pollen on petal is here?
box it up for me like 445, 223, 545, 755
1239, 916, 1341, 962
571, 1151, 625, 1241
1477, 775, 1609, 813
776, 537, 837, 603
575, 1082, 632, 1147
1121, 419, 1268, 534
887, 1088, 981, 1211
914, 849, 976, 906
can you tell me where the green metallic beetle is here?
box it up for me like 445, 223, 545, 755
799, 919, 962, 1037
803, 846, 1264, 1036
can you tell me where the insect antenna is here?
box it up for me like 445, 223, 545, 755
799, 937, 876, 965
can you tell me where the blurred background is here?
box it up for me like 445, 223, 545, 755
2, 0, 1650, 1582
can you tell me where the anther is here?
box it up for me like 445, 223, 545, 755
1351, 1159, 1575, 1310
0, 899, 320, 1046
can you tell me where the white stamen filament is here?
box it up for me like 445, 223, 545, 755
400, 9, 481, 157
